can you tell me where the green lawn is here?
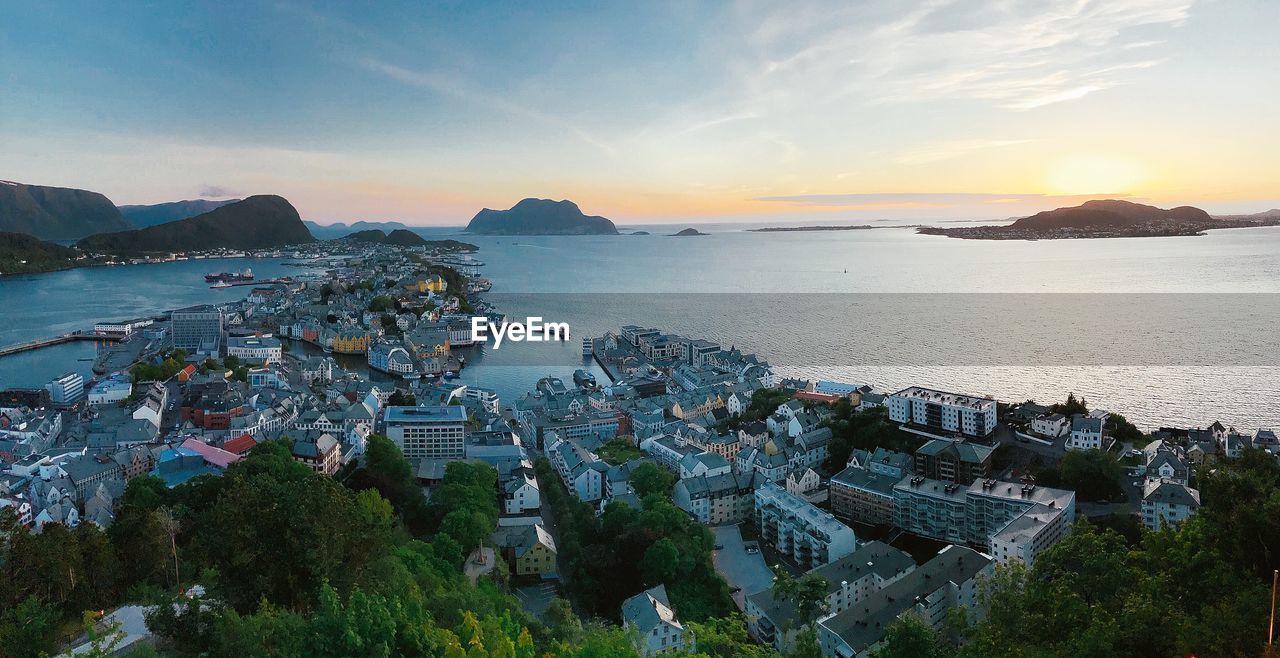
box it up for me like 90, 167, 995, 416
594, 437, 642, 464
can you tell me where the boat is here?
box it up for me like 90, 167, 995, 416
573, 369, 597, 389
205, 268, 254, 283
209, 281, 232, 289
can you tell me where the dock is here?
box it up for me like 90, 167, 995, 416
0, 331, 120, 358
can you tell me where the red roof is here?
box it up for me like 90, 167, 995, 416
794, 390, 842, 404
180, 438, 242, 469
222, 434, 257, 456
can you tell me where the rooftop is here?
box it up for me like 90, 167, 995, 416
891, 386, 995, 410
385, 405, 467, 423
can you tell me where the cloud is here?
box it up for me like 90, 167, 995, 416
724, 0, 1193, 111
894, 139, 1030, 165
360, 56, 617, 156
198, 185, 236, 198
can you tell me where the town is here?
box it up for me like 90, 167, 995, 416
0, 233, 1274, 656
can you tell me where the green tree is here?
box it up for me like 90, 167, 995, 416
544, 597, 580, 643
0, 595, 60, 658
873, 614, 953, 658
686, 614, 781, 658
630, 462, 674, 498
770, 567, 829, 628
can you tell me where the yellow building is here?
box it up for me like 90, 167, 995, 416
405, 274, 448, 295
512, 525, 558, 576
331, 332, 372, 354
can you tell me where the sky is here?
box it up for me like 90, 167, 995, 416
2, 0, 1277, 225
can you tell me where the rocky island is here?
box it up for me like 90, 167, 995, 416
342, 228, 477, 251
918, 199, 1280, 240
670, 228, 707, 236
464, 198, 618, 235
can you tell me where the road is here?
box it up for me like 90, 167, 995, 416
710, 525, 774, 610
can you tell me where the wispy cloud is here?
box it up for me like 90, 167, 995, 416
724, 0, 1193, 111
895, 139, 1030, 165
361, 57, 617, 156
198, 185, 236, 198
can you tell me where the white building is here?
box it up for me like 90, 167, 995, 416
621, 585, 690, 656
1031, 413, 1069, 438
225, 335, 283, 364
755, 481, 857, 570
1141, 480, 1200, 530
817, 545, 993, 658
46, 372, 85, 405
887, 387, 996, 438
746, 540, 915, 653
503, 471, 541, 515
87, 375, 133, 406
893, 476, 1076, 568
384, 405, 467, 462
1066, 414, 1104, 451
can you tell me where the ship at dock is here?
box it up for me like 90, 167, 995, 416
205, 268, 254, 283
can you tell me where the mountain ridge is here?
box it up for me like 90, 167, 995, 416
0, 180, 132, 240
119, 198, 240, 228
78, 195, 315, 254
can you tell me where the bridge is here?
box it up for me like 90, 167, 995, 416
0, 331, 120, 358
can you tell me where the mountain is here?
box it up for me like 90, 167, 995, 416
917, 199, 1243, 240
464, 199, 618, 235
0, 180, 132, 240
344, 229, 389, 242
305, 220, 409, 238
78, 195, 315, 254
0, 231, 92, 274
119, 198, 240, 228
385, 229, 430, 246
1009, 199, 1212, 231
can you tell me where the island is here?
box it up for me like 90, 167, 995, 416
917, 199, 1280, 240
631, 231, 650, 235
464, 198, 619, 235
670, 228, 708, 236
77, 195, 316, 254
341, 228, 477, 251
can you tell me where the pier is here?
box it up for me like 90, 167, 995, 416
0, 331, 120, 358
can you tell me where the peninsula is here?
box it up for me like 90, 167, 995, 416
77, 195, 315, 254
464, 198, 618, 235
917, 199, 1280, 240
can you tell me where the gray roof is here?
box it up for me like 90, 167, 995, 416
621, 584, 681, 634
820, 545, 991, 653
748, 540, 914, 629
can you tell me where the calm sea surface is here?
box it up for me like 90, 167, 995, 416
2, 224, 1277, 430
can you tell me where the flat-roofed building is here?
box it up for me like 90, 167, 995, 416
818, 545, 993, 658
888, 386, 996, 438
384, 405, 467, 462
755, 481, 857, 570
